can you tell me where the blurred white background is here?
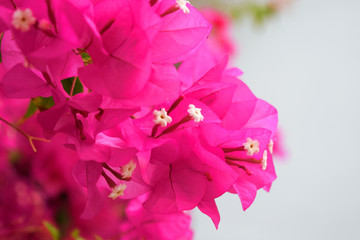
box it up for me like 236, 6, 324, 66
193, 0, 360, 239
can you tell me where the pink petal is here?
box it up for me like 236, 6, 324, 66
184, 82, 236, 119
81, 161, 105, 219
1, 64, 51, 98
178, 44, 220, 89
244, 99, 278, 136
69, 92, 103, 112
119, 63, 180, 106
198, 199, 220, 229
152, 0, 212, 63
0, 6, 12, 32
79, 27, 151, 99
233, 179, 257, 211
143, 163, 206, 213
1, 31, 25, 70
194, 142, 238, 200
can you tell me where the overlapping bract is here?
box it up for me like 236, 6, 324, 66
0, 0, 279, 239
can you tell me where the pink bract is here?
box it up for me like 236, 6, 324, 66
0, 1, 281, 237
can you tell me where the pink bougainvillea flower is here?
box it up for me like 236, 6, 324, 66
0, 30, 83, 92
78, 28, 152, 99
73, 153, 150, 218
120, 197, 193, 240
0, 0, 281, 234
36, 90, 102, 138
123, 100, 236, 217
0, 0, 93, 96
180, 53, 278, 135
201, 124, 277, 210
78, 0, 156, 99
151, 0, 212, 63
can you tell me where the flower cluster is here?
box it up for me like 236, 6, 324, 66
0, 0, 278, 239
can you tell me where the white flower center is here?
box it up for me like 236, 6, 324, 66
108, 184, 127, 200
120, 159, 136, 179
188, 104, 204, 123
176, 0, 191, 14
268, 139, 274, 154
153, 108, 172, 127
243, 137, 260, 156
262, 150, 268, 170
12, 8, 36, 32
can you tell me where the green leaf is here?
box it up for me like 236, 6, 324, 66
21, 97, 55, 120
32, 96, 55, 111
23, 100, 38, 119
61, 77, 84, 96
43, 221, 60, 240
80, 52, 92, 65
71, 229, 85, 240
246, 3, 276, 25
174, 62, 182, 69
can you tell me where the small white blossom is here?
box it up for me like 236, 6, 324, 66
243, 137, 260, 156
12, 8, 36, 32
120, 159, 136, 179
262, 150, 268, 170
176, 0, 191, 14
268, 139, 274, 154
188, 104, 204, 123
108, 184, 127, 200
153, 108, 172, 127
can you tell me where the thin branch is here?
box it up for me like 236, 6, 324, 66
0, 116, 50, 152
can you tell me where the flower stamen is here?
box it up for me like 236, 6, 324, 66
160, 0, 191, 17
222, 146, 245, 153
102, 163, 132, 181
226, 160, 252, 176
